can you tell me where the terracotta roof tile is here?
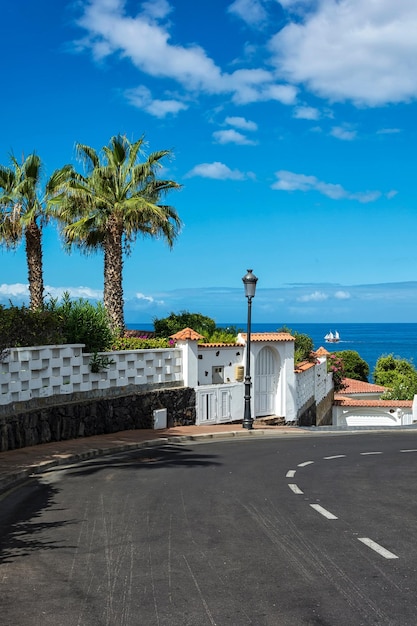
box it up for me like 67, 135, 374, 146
295, 361, 316, 373
170, 327, 205, 341
334, 396, 412, 408
239, 332, 295, 342
314, 346, 330, 357
339, 378, 387, 395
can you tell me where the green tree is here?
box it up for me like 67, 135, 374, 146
0, 154, 71, 309
334, 350, 369, 382
51, 135, 181, 333
153, 311, 216, 339
277, 326, 313, 364
0, 303, 65, 355
373, 354, 417, 400
46, 292, 115, 353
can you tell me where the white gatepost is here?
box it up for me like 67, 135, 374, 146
170, 327, 204, 388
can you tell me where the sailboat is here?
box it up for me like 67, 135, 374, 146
324, 330, 340, 343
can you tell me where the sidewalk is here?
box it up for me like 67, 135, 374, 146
0, 422, 306, 495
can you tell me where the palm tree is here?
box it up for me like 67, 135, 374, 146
52, 135, 182, 333
0, 153, 71, 310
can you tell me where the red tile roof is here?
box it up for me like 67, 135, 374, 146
295, 361, 316, 373
240, 332, 295, 342
170, 327, 205, 341
339, 377, 387, 395
334, 396, 412, 408
314, 346, 330, 357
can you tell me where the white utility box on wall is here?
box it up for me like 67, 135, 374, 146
153, 408, 167, 429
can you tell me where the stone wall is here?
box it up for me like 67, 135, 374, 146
297, 387, 334, 427
0, 386, 196, 452
316, 391, 334, 426
297, 397, 316, 427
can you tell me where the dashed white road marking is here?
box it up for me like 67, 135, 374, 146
286, 470, 296, 478
288, 484, 304, 494
310, 504, 338, 520
298, 461, 314, 467
324, 455, 346, 460
358, 538, 399, 560
360, 452, 382, 456
400, 449, 417, 453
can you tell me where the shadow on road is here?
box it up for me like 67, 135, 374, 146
61, 443, 222, 479
0, 482, 77, 564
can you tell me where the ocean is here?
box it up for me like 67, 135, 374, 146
127, 322, 417, 381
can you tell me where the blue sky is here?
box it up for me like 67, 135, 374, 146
1, 0, 417, 324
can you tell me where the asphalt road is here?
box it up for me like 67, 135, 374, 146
1, 432, 417, 625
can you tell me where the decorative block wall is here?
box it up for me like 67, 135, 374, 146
0, 345, 183, 406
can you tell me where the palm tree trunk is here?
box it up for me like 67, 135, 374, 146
104, 214, 125, 333
25, 221, 44, 310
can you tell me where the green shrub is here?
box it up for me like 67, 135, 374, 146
89, 352, 115, 373
278, 326, 313, 364
204, 327, 239, 343
0, 304, 65, 355
327, 353, 346, 391
112, 336, 174, 350
374, 354, 417, 400
153, 311, 216, 339
46, 293, 115, 353
334, 350, 369, 382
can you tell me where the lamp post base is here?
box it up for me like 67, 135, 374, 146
243, 379, 253, 429
242, 418, 253, 430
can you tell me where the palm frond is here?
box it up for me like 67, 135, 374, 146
75, 143, 100, 172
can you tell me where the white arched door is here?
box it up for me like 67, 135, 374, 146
255, 347, 278, 416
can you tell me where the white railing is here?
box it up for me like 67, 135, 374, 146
0, 344, 183, 406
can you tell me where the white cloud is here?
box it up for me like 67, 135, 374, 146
77, 1, 222, 91
297, 291, 328, 302
44, 286, 103, 300
140, 0, 172, 21
135, 292, 165, 306
125, 85, 188, 117
293, 105, 320, 120
225, 116, 258, 131
271, 170, 382, 203
330, 125, 357, 141
269, 0, 417, 106
278, 0, 311, 7
213, 129, 256, 145
185, 162, 246, 180
75, 0, 296, 107
228, 0, 268, 26
334, 291, 351, 300
0, 283, 29, 297
377, 128, 402, 135
0, 283, 103, 303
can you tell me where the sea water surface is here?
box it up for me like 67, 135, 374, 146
128, 322, 417, 380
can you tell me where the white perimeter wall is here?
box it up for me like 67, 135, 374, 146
0, 344, 183, 405
197, 346, 244, 385
333, 405, 414, 427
